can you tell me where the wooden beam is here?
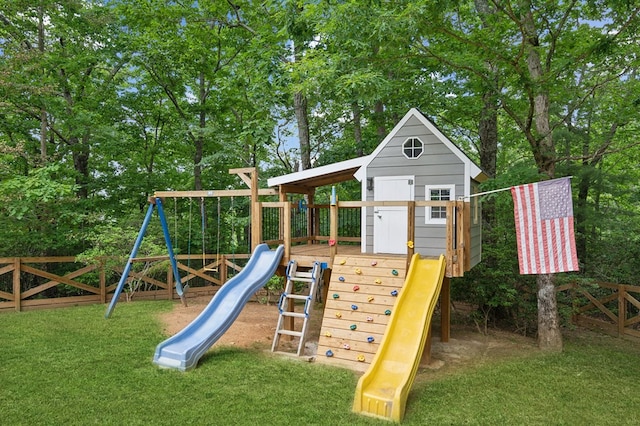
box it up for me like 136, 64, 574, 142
153, 188, 277, 198
13, 258, 20, 312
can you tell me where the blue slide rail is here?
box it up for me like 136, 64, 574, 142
153, 243, 284, 371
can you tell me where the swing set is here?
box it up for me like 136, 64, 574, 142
105, 168, 277, 318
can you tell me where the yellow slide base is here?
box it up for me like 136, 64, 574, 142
352, 254, 446, 422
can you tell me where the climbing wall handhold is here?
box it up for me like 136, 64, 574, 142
343, 343, 350, 350
352, 285, 360, 292
339, 259, 346, 265
407, 240, 414, 249
350, 324, 357, 330
366, 316, 374, 322
357, 354, 365, 362
367, 296, 374, 302
324, 331, 332, 337
332, 293, 340, 299
335, 312, 342, 318
384, 309, 392, 315
328, 239, 336, 246
354, 268, 362, 275
326, 350, 334, 357
338, 276, 345, 282
391, 269, 399, 276
351, 304, 358, 310
374, 278, 382, 284
391, 289, 398, 297
367, 336, 375, 343
371, 261, 377, 266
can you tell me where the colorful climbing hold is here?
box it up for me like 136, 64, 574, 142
335, 312, 342, 318
357, 354, 365, 362
326, 350, 334, 357
350, 324, 357, 330
366, 316, 374, 322
352, 285, 360, 292
391, 289, 398, 297
354, 268, 362, 275
325, 331, 332, 337
328, 239, 336, 246
367, 296, 374, 302
374, 278, 382, 284
339, 259, 346, 265
339, 276, 345, 282
367, 336, 375, 343
384, 309, 392, 315
332, 293, 340, 299
351, 304, 358, 310
407, 240, 414, 249
391, 269, 399, 276
371, 261, 377, 266
343, 343, 350, 350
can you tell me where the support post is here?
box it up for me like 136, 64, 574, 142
156, 198, 187, 307
105, 201, 156, 318
440, 276, 450, 342
329, 187, 338, 259
406, 201, 415, 270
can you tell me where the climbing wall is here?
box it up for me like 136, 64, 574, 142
316, 255, 407, 372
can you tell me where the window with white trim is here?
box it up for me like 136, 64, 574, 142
425, 184, 455, 224
402, 137, 424, 159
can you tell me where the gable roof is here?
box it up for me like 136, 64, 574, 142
354, 108, 486, 183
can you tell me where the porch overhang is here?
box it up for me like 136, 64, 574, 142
267, 156, 371, 193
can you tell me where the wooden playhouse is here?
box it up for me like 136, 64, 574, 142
261, 108, 488, 370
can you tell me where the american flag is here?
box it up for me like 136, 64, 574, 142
511, 177, 579, 275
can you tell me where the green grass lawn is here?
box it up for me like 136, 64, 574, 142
1, 302, 639, 425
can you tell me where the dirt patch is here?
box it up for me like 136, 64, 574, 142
158, 296, 537, 374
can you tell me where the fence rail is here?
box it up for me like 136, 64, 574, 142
558, 282, 640, 339
0, 254, 249, 313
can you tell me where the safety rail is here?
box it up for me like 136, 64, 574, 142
0, 254, 248, 313
257, 200, 469, 277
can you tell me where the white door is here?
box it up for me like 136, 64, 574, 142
373, 176, 414, 254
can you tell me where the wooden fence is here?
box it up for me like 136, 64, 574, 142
558, 282, 640, 339
0, 254, 249, 313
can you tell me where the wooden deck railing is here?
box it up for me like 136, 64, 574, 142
0, 254, 249, 313
258, 200, 469, 277
558, 282, 640, 339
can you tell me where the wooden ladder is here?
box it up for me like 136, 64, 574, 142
271, 260, 322, 356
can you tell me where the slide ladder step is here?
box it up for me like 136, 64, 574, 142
271, 260, 323, 356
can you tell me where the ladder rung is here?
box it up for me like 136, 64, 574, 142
277, 330, 303, 337
280, 312, 307, 318
284, 294, 309, 300
289, 276, 314, 283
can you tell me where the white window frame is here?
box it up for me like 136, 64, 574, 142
402, 137, 424, 159
425, 184, 455, 224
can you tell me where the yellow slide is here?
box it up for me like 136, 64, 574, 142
352, 254, 446, 422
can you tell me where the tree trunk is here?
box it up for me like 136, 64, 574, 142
294, 91, 311, 170
374, 100, 386, 142
352, 101, 363, 157
522, 3, 562, 351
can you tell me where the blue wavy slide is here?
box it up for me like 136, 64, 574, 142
153, 244, 284, 371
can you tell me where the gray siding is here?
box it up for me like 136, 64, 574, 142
363, 115, 468, 258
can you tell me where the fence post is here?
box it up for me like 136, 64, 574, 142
618, 284, 626, 337
220, 254, 227, 285
13, 257, 21, 312
100, 258, 106, 304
